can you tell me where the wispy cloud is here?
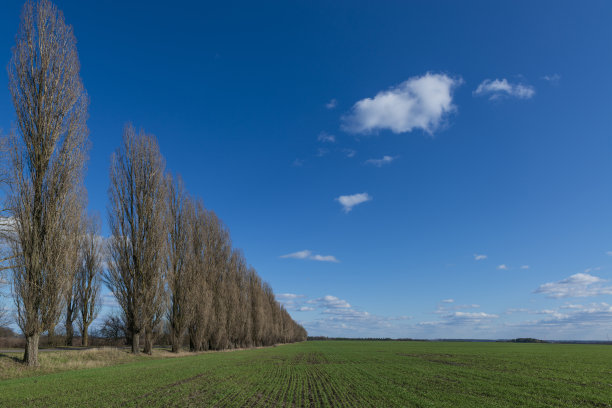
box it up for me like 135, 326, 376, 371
441, 299, 454, 303
317, 131, 336, 143
473, 78, 535, 100
535, 273, 612, 298
310, 295, 352, 309
419, 311, 498, 327
336, 192, 372, 213
542, 74, 561, 84
342, 73, 461, 135
301, 293, 411, 337
606, 251, 612, 256
292, 158, 304, 167
316, 147, 329, 157
497, 264, 508, 270
276, 293, 306, 301
365, 155, 397, 167
474, 254, 487, 261
325, 98, 337, 109
280, 250, 339, 263
520, 265, 530, 270
343, 149, 357, 158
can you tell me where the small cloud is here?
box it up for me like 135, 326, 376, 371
280, 250, 312, 260
474, 254, 487, 261
315, 295, 351, 309
606, 251, 612, 256
441, 299, 454, 303
521, 265, 530, 270
542, 74, 561, 84
343, 149, 357, 158
292, 158, 304, 167
497, 264, 508, 270
310, 254, 340, 263
336, 192, 372, 213
365, 155, 397, 167
473, 78, 535, 100
280, 250, 339, 263
298, 306, 315, 312
316, 148, 329, 157
317, 132, 336, 143
342, 73, 461, 135
277, 293, 306, 301
535, 273, 612, 298
325, 98, 337, 109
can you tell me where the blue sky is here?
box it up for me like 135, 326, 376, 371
1, 0, 612, 339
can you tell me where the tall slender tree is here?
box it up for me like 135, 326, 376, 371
76, 214, 102, 346
7, 0, 88, 366
166, 175, 194, 352
106, 125, 166, 355
64, 201, 85, 346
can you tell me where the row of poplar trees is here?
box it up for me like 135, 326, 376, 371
2, 0, 306, 366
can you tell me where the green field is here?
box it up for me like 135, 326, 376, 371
1, 340, 611, 407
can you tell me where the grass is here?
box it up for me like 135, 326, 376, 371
1, 341, 611, 407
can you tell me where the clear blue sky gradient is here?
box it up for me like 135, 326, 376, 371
0, 0, 611, 339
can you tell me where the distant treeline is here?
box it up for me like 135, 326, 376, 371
308, 337, 420, 341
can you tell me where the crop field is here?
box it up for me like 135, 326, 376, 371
1, 340, 611, 407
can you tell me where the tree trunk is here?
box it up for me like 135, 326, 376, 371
131, 331, 140, 354
48, 327, 55, 347
171, 333, 180, 353
23, 334, 40, 366
143, 327, 153, 355
65, 317, 74, 346
82, 323, 89, 346
189, 329, 195, 352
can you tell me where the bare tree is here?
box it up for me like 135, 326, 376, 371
187, 200, 211, 352
106, 125, 166, 355
7, 0, 88, 366
76, 214, 102, 346
63, 199, 85, 346
166, 175, 194, 352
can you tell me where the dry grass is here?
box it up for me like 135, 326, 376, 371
0, 347, 138, 380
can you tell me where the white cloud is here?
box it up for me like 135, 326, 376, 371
316, 147, 329, 157
473, 78, 535, 100
298, 306, 315, 312
325, 98, 337, 109
317, 131, 336, 143
279, 250, 339, 263
441, 299, 454, 303
497, 264, 508, 270
419, 310, 498, 327
336, 192, 372, 213
292, 158, 304, 167
280, 250, 312, 260
542, 74, 561, 83
343, 149, 357, 158
535, 273, 612, 298
101, 293, 119, 308
365, 155, 397, 167
606, 251, 612, 256
312, 295, 351, 309
310, 254, 339, 262
276, 293, 306, 301
521, 265, 530, 270
342, 73, 460, 135
474, 254, 487, 261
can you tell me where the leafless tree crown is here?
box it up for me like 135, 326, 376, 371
106, 125, 167, 355
6, 0, 89, 366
